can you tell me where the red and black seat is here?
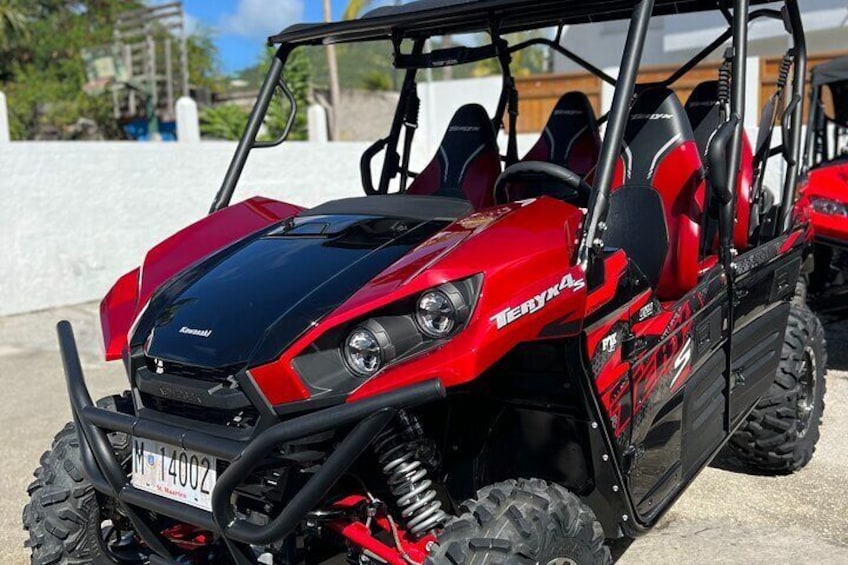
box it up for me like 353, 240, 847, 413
523, 91, 601, 176
685, 81, 754, 253
607, 87, 706, 301
496, 91, 600, 203
407, 104, 501, 210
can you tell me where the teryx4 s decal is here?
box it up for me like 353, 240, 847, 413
491, 273, 586, 330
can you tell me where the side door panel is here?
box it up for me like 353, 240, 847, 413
730, 241, 802, 423
626, 269, 729, 517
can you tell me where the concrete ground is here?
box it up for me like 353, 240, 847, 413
1, 304, 847, 564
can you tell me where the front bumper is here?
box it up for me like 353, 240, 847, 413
57, 320, 445, 562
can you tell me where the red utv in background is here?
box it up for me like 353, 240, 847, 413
800, 56, 848, 317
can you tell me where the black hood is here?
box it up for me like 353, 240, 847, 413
132, 209, 452, 370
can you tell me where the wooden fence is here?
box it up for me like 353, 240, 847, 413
512, 51, 848, 133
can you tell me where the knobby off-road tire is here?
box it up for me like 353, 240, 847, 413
23, 395, 141, 565
427, 478, 611, 565
730, 303, 827, 473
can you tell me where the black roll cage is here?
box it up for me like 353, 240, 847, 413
209, 0, 807, 269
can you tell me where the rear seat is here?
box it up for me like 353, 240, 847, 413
685, 81, 754, 253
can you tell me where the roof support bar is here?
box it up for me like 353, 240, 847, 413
718, 0, 748, 264
508, 38, 618, 86
578, 0, 655, 268
210, 45, 292, 214
655, 26, 734, 87
778, 0, 806, 234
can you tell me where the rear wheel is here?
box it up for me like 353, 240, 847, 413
730, 303, 827, 473
22, 395, 145, 564
427, 478, 611, 565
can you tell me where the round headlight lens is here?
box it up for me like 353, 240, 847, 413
811, 197, 848, 217
344, 328, 382, 377
416, 290, 457, 337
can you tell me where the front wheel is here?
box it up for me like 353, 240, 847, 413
729, 303, 827, 473
23, 397, 145, 565
426, 478, 611, 565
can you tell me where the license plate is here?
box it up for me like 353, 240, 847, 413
131, 438, 217, 511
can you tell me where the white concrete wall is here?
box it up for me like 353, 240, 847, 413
0, 142, 369, 316
1, 121, 793, 317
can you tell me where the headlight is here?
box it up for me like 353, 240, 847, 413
343, 327, 383, 377
415, 283, 469, 338
296, 275, 482, 398
811, 197, 848, 217
342, 318, 421, 378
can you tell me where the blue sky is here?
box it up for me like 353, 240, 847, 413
177, 0, 397, 74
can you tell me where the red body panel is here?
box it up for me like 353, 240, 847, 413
100, 268, 140, 361
99, 197, 303, 361
800, 161, 848, 243
249, 198, 588, 405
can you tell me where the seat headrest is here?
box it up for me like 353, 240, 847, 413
436, 104, 498, 188
685, 81, 722, 158
624, 87, 694, 183
537, 92, 597, 165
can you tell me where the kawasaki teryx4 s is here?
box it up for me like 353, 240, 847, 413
799, 55, 848, 318
24, 1, 826, 563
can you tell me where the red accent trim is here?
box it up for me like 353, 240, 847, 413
100, 268, 140, 361
247, 365, 310, 405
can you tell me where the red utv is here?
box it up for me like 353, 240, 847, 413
799, 56, 848, 317
23, 1, 826, 564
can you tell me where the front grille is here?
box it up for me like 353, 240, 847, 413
138, 357, 259, 429
143, 357, 244, 384
141, 392, 260, 429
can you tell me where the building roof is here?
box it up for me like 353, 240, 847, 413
270, 0, 774, 45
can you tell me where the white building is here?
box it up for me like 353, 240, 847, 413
553, 0, 848, 72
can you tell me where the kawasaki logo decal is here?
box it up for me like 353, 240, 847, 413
491, 273, 585, 330
179, 326, 213, 338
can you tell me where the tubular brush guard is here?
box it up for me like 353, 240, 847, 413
56, 320, 446, 562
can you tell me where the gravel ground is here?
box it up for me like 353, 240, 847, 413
1, 304, 847, 564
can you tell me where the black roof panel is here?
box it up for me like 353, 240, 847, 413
811, 56, 848, 87
270, 0, 772, 45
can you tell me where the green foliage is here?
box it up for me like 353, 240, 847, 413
342, 0, 374, 21
0, 0, 28, 51
199, 103, 248, 140
201, 48, 311, 142
306, 41, 400, 92
0, 0, 223, 139
187, 26, 225, 94
268, 47, 310, 141
361, 69, 392, 91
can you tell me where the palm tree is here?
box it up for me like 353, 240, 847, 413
323, 0, 342, 139
342, 0, 374, 21
0, 0, 28, 50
